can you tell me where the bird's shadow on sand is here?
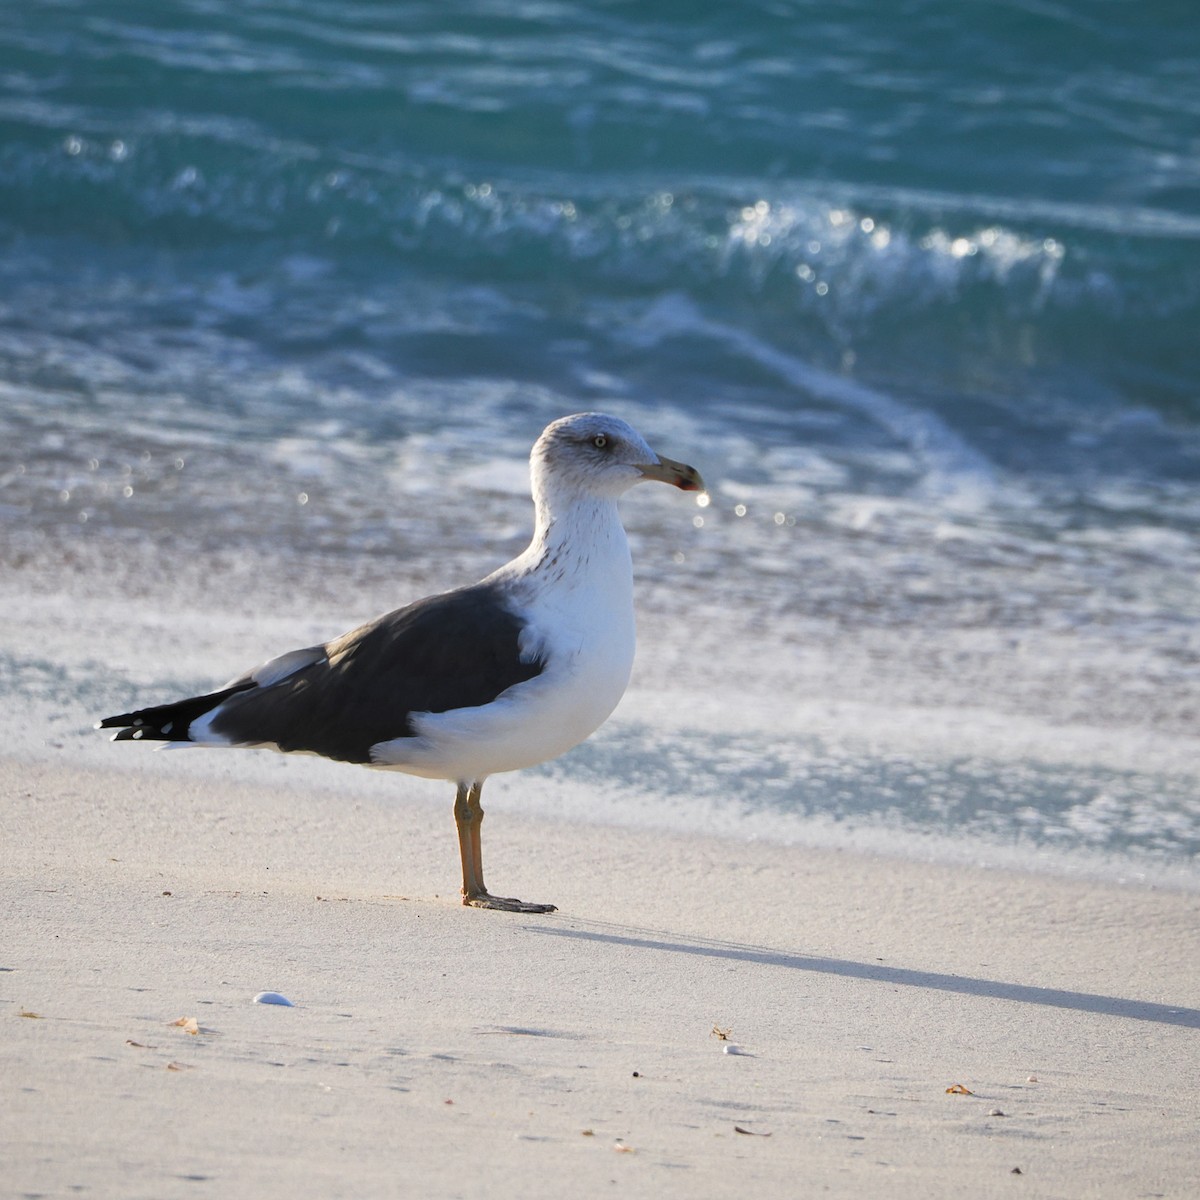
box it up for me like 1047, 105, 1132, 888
524, 921, 1200, 1029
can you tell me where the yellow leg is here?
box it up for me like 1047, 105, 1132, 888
454, 783, 483, 898
453, 781, 556, 914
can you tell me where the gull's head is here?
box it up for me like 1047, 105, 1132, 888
531, 412, 705, 504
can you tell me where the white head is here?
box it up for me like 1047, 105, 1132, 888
530, 412, 704, 506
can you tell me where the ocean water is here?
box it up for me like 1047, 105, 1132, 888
2, 1, 1198, 883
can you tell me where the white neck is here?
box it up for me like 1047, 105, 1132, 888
506, 492, 632, 592
537, 492, 633, 576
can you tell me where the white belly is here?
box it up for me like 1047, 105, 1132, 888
370, 586, 636, 782
370, 495, 639, 783
370, 632, 633, 781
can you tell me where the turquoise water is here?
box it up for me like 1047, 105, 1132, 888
2, 1, 1198, 875
3, 0, 1197, 465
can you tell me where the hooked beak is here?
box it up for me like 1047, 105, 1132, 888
637, 455, 706, 493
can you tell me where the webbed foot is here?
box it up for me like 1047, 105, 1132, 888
463, 891, 557, 914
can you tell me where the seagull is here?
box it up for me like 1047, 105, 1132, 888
99, 413, 704, 913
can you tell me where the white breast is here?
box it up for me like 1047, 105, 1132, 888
370, 498, 637, 783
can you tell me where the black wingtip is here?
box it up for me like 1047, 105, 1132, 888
96, 681, 257, 745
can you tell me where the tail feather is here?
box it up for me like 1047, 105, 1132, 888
98, 682, 255, 742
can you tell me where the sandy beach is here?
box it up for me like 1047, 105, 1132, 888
4, 2, 1200, 1195
4, 749, 1198, 1200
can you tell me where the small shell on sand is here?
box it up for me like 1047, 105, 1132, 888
253, 991, 294, 1007
723, 1043, 752, 1056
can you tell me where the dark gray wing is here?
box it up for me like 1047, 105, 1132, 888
206, 583, 544, 763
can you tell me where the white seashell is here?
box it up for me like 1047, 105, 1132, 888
253, 991, 294, 1007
